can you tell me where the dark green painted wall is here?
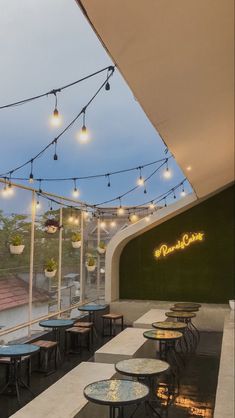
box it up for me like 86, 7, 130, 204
120, 186, 235, 303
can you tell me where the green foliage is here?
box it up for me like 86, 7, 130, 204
86, 256, 96, 266
45, 258, 57, 272
98, 241, 106, 249
71, 232, 81, 242
10, 234, 24, 246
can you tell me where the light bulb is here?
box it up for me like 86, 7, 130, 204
79, 125, 89, 142
51, 108, 61, 127
117, 207, 124, 216
137, 176, 144, 186
7, 185, 14, 196
149, 202, 155, 210
2, 186, 8, 197
73, 187, 79, 197
83, 211, 89, 219
74, 218, 79, 225
130, 214, 139, 223
110, 221, 116, 228
181, 189, 186, 197
163, 167, 172, 179
68, 216, 74, 223
36, 201, 40, 209
100, 221, 106, 228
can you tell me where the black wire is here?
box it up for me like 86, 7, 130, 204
0, 66, 114, 110
8, 157, 171, 182
0, 67, 115, 177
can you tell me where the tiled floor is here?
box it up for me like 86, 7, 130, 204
0, 331, 222, 418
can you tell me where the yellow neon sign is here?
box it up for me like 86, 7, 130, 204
154, 232, 204, 260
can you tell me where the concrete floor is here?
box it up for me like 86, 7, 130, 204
0, 330, 222, 418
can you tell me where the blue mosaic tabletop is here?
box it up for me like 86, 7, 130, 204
39, 319, 74, 328
0, 344, 40, 357
78, 304, 107, 312
84, 379, 149, 406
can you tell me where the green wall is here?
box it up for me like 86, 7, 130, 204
120, 185, 235, 303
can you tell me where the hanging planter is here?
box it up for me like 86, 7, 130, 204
9, 234, 25, 255
44, 258, 57, 278
97, 241, 106, 255
86, 256, 96, 272
71, 232, 81, 249
45, 219, 60, 234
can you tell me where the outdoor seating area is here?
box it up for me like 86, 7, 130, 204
0, 0, 234, 417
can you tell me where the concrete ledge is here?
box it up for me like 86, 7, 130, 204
110, 300, 230, 332
133, 309, 167, 328
10, 362, 115, 418
214, 312, 234, 418
94, 327, 155, 363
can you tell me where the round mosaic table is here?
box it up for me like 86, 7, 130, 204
152, 321, 189, 354
0, 344, 40, 404
84, 379, 149, 418
174, 302, 201, 309
115, 358, 169, 417
165, 311, 199, 348
170, 306, 199, 312
39, 319, 74, 357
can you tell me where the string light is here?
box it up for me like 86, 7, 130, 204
68, 213, 74, 223
117, 198, 124, 216
29, 160, 34, 183
53, 139, 58, 161
79, 108, 89, 142
130, 213, 139, 223
137, 167, 144, 186
36, 195, 40, 208
110, 220, 116, 228
164, 198, 167, 207
100, 220, 106, 228
181, 184, 186, 197
149, 201, 155, 210
72, 179, 80, 197
50, 92, 61, 127
74, 217, 79, 225
173, 191, 176, 199
163, 160, 172, 179
106, 174, 111, 187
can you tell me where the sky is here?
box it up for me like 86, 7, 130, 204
0, 0, 190, 214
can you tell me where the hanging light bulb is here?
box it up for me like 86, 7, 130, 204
53, 139, 58, 160
137, 167, 144, 186
74, 218, 79, 225
100, 220, 106, 228
163, 160, 172, 179
83, 210, 89, 219
145, 215, 150, 222
149, 201, 155, 210
106, 174, 111, 187
173, 191, 176, 199
72, 179, 80, 197
36, 197, 40, 209
50, 92, 61, 127
130, 213, 139, 223
29, 160, 34, 183
2, 179, 9, 197
79, 109, 89, 142
164, 198, 167, 208
105, 81, 110, 91
68, 214, 74, 223
117, 206, 124, 216
181, 184, 186, 197
110, 220, 116, 228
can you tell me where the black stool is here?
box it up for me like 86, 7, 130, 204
65, 327, 91, 354
102, 314, 124, 336
33, 340, 58, 374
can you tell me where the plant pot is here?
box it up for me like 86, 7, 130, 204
9, 244, 25, 255
97, 247, 106, 255
45, 225, 58, 234
229, 300, 235, 310
86, 263, 96, 272
45, 269, 57, 278
72, 241, 81, 249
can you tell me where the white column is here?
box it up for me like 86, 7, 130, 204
80, 211, 85, 302
28, 190, 36, 336
57, 207, 63, 315
97, 217, 101, 300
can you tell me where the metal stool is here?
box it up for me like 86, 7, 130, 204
65, 327, 91, 354
33, 340, 58, 374
0, 355, 31, 387
102, 313, 124, 336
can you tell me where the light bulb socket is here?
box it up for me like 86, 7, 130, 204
53, 108, 59, 117
105, 82, 110, 91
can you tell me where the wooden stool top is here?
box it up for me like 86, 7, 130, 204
74, 321, 93, 328
33, 340, 58, 349
0, 355, 30, 362
66, 326, 90, 334
102, 313, 123, 320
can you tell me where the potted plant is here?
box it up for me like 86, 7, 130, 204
9, 234, 25, 255
97, 240, 106, 255
44, 258, 57, 278
71, 232, 81, 248
45, 219, 60, 234
85, 256, 96, 272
